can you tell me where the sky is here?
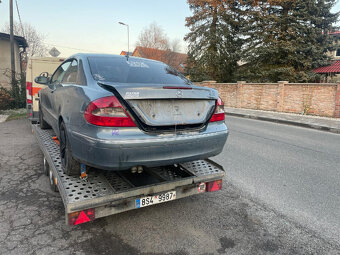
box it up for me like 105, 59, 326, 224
1, 0, 340, 58
0, 0, 191, 57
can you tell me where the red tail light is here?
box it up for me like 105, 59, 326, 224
68, 208, 95, 225
26, 82, 32, 104
84, 96, 136, 127
206, 179, 222, 192
209, 97, 225, 122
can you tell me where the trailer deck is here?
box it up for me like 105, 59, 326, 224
32, 124, 225, 225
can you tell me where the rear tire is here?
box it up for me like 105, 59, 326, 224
49, 168, 58, 192
39, 106, 51, 129
43, 157, 49, 176
59, 121, 80, 176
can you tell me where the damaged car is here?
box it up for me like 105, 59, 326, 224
36, 54, 228, 175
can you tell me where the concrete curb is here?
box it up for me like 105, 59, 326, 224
0, 115, 9, 123
225, 109, 340, 134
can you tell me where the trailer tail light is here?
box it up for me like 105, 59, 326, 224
26, 82, 33, 104
84, 96, 136, 127
206, 179, 222, 192
209, 97, 225, 122
68, 208, 95, 225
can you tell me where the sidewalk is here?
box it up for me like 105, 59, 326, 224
225, 107, 340, 134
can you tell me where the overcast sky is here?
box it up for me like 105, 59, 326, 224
1, 0, 340, 58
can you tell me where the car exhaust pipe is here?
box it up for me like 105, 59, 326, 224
137, 166, 143, 174
131, 166, 137, 173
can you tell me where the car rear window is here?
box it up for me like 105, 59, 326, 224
88, 56, 191, 85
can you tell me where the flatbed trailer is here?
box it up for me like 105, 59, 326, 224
32, 124, 225, 225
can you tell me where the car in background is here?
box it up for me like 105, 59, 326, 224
35, 54, 228, 176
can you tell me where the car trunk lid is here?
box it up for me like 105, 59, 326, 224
98, 82, 218, 128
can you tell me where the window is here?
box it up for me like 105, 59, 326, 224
62, 60, 78, 84
51, 61, 71, 84
336, 48, 340, 57
88, 57, 191, 85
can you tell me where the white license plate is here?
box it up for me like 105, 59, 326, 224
136, 191, 176, 208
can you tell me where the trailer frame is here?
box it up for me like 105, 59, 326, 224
32, 124, 225, 225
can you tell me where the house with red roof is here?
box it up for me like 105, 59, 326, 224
314, 31, 340, 81
121, 46, 187, 73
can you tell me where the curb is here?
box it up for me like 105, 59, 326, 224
0, 115, 9, 123
225, 112, 340, 134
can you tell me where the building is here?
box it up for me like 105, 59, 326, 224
121, 46, 187, 73
314, 31, 340, 82
0, 32, 28, 89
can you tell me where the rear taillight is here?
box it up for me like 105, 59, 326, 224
209, 97, 225, 122
84, 96, 136, 127
206, 179, 222, 192
26, 82, 32, 104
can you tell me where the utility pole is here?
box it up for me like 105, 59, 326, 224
10, 0, 16, 87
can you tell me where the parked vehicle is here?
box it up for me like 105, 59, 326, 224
35, 54, 228, 175
26, 57, 64, 123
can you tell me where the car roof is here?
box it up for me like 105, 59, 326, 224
69, 53, 163, 64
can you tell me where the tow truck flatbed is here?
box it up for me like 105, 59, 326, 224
32, 124, 225, 225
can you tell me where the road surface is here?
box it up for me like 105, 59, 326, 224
0, 118, 339, 254
214, 116, 340, 246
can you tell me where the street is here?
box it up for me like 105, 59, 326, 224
0, 118, 339, 255
214, 116, 340, 246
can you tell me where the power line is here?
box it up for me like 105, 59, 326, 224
15, 0, 25, 38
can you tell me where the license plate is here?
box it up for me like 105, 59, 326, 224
136, 191, 176, 208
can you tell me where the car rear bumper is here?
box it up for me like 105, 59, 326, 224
68, 123, 228, 171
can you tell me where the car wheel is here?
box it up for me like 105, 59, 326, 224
39, 105, 51, 129
59, 121, 80, 176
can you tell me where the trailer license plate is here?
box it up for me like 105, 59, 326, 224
136, 191, 176, 208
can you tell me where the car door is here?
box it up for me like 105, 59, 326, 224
44, 61, 72, 130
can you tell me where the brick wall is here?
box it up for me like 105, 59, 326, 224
197, 81, 340, 118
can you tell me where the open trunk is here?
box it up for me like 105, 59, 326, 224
98, 82, 218, 131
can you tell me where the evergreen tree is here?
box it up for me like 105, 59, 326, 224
184, 0, 243, 82
237, 0, 339, 82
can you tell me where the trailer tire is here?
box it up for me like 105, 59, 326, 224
43, 157, 49, 176
39, 106, 51, 129
49, 168, 58, 192
59, 122, 80, 176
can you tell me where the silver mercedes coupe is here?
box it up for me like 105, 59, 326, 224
36, 54, 228, 175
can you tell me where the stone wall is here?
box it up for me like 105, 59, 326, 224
197, 81, 340, 118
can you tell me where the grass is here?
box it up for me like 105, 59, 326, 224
0, 108, 27, 121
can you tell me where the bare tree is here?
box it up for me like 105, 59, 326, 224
169, 38, 182, 53
136, 22, 170, 50
3, 22, 47, 57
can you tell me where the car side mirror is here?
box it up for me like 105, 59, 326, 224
34, 72, 50, 85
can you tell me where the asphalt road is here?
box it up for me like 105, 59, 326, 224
0, 118, 339, 255
214, 116, 340, 246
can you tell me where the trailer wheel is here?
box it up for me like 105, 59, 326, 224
49, 168, 58, 192
39, 105, 51, 129
59, 122, 80, 176
43, 157, 49, 176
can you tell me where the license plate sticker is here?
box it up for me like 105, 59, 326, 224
136, 191, 176, 208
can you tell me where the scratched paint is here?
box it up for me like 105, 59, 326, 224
112, 129, 119, 136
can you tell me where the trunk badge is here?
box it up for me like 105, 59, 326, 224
176, 90, 183, 98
